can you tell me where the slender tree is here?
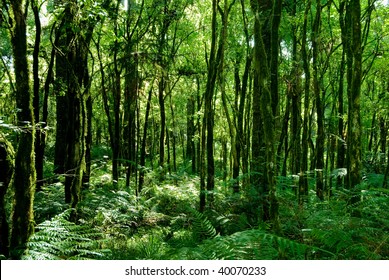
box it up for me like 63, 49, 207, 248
346, 0, 362, 196
30, 0, 43, 190
201, 0, 219, 210
299, 0, 312, 203
312, 0, 325, 200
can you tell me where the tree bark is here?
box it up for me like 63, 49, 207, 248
31, 0, 43, 190
54, 1, 93, 207
9, 0, 36, 258
299, 0, 311, 203
312, 0, 325, 200
347, 0, 362, 196
186, 94, 196, 173
139, 86, 153, 193
250, 0, 280, 229
0, 135, 14, 257
337, 1, 347, 188
290, 0, 301, 177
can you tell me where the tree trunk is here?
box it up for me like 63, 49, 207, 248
299, 1, 311, 203
41, 27, 56, 186
84, 94, 92, 187
54, 1, 93, 207
201, 0, 220, 209
347, 0, 362, 196
9, 0, 36, 257
112, 44, 121, 185
277, 91, 290, 177
124, 57, 138, 187
139, 86, 153, 193
169, 94, 177, 172
250, 0, 280, 229
186, 95, 196, 173
337, 56, 346, 185
379, 117, 387, 173
236, 55, 251, 192
158, 76, 166, 168
290, 0, 301, 177
31, 0, 43, 191
312, 0, 324, 200
0, 135, 14, 257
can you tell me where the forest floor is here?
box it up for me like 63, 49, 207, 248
23, 160, 389, 260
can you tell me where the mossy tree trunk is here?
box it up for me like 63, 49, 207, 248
290, 0, 301, 177
312, 0, 325, 200
202, 0, 235, 209
0, 135, 14, 257
68, 19, 94, 209
218, 0, 237, 191
250, 0, 280, 229
337, 1, 347, 188
54, 1, 93, 207
346, 0, 362, 196
8, 0, 36, 258
200, 0, 218, 211
53, 2, 70, 176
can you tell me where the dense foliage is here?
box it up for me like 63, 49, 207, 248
0, 0, 388, 259
22, 170, 389, 259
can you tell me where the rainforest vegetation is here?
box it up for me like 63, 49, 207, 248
0, 0, 388, 260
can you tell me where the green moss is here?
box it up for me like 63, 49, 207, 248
0, 133, 15, 257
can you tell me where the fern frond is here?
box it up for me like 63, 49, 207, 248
167, 228, 318, 260
189, 209, 217, 241
21, 209, 110, 260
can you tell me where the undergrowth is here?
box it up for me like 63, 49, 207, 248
22, 209, 110, 260
27, 167, 389, 260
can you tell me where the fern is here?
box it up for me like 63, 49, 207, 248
166, 228, 320, 260
306, 187, 389, 259
189, 209, 217, 241
77, 188, 144, 238
124, 228, 169, 260
34, 183, 67, 223
22, 209, 110, 260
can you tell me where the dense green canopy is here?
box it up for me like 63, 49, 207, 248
0, 0, 388, 260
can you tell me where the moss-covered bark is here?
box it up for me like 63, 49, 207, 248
9, 0, 36, 258
54, 1, 94, 208
0, 135, 14, 257
250, 0, 280, 229
346, 0, 362, 193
